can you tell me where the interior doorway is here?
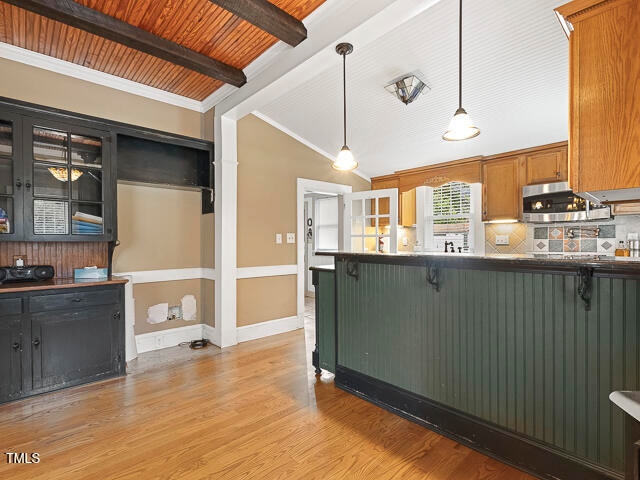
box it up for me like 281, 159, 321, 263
296, 178, 352, 321
304, 192, 340, 296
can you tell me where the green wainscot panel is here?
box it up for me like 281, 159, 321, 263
335, 259, 639, 474
313, 269, 335, 373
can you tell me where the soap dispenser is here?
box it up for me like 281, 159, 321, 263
615, 240, 630, 257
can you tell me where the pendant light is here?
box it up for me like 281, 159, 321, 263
332, 42, 358, 171
443, 0, 480, 141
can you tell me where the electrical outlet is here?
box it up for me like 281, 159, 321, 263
275, 233, 282, 244
286, 233, 295, 243
13, 254, 27, 267
402, 237, 409, 247
495, 234, 510, 245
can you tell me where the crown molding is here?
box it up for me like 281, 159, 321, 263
252, 110, 370, 181
0, 42, 203, 112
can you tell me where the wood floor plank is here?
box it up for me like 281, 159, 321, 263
0, 329, 536, 479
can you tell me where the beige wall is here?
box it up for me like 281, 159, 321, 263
237, 114, 370, 268
202, 108, 215, 142
0, 58, 214, 334
0, 58, 202, 138
237, 276, 297, 327
114, 184, 203, 271
236, 114, 370, 326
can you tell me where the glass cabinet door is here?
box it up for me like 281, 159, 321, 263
0, 114, 23, 240
25, 119, 111, 240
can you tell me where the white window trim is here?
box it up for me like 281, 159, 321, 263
416, 183, 484, 254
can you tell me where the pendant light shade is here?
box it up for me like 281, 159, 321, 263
443, 0, 480, 141
333, 145, 357, 171
443, 107, 480, 141
332, 42, 358, 171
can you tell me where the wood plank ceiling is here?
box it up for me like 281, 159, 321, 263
0, 0, 326, 101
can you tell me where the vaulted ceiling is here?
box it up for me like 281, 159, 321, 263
256, 0, 570, 178
0, 0, 326, 101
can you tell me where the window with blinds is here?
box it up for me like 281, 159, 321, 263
432, 181, 471, 251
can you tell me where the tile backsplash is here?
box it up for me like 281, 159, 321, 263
484, 215, 640, 255
484, 223, 528, 255
531, 224, 617, 254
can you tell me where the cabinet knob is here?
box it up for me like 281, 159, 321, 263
25, 181, 31, 190
32, 338, 40, 347
12, 342, 21, 351
72, 298, 82, 302
15, 179, 22, 188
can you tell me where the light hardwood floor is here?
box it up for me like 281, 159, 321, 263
0, 316, 535, 479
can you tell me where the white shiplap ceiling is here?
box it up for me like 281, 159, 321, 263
256, 0, 569, 179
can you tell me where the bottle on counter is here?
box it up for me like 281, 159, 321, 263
615, 240, 630, 257
628, 233, 640, 257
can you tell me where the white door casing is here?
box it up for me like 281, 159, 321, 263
343, 188, 398, 253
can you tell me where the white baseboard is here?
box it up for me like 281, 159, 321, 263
135, 324, 205, 354
236, 315, 304, 343
202, 324, 217, 345
134, 316, 303, 353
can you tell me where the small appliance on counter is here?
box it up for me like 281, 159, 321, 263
0, 265, 55, 284
522, 181, 611, 223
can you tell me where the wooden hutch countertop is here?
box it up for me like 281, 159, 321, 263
0, 277, 128, 294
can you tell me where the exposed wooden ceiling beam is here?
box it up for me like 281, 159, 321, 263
210, 0, 307, 47
4, 0, 247, 88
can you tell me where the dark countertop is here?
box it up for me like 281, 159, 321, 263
309, 265, 336, 272
315, 251, 640, 277
0, 277, 128, 294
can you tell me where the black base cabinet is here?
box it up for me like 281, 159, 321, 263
0, 313, 22, 402
0, 283, 125, 404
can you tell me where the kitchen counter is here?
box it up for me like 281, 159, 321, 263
312, 249, 639, 479
316, 251, 640, 277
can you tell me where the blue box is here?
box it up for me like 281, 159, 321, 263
74, 267, 108, 280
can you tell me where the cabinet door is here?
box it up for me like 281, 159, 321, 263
0, 314, 23, 402
0, 112, 24, 240
525, 147, 567, 185
559, 0, 640, 192
400, 188, 416, 227
482, 157, 520, 221
30, 307, 121, 392
22, 117, 114, 241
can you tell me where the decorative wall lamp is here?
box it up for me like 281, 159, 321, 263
385, 75, 430, 105
332, 42, 358, 171
443, 0, 480, 141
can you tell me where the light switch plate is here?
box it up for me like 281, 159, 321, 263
495, 234, 510, 245
286, 232, 295, 243
275, 233, 282, 244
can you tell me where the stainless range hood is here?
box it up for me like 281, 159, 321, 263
577, 187, 640, 204
522, 181, 611, 223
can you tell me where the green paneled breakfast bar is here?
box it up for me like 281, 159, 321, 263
312, 253, 640, 480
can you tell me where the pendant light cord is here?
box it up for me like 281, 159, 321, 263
458, 0, 463, 110
342, 51, 347, 147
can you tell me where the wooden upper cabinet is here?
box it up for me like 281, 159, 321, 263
556, 0, 640, 194
524, 144, 568, 185
482, 156, 521, 221
400, 188, 416, 227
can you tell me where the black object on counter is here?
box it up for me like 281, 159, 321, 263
0, 265, 54, 284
